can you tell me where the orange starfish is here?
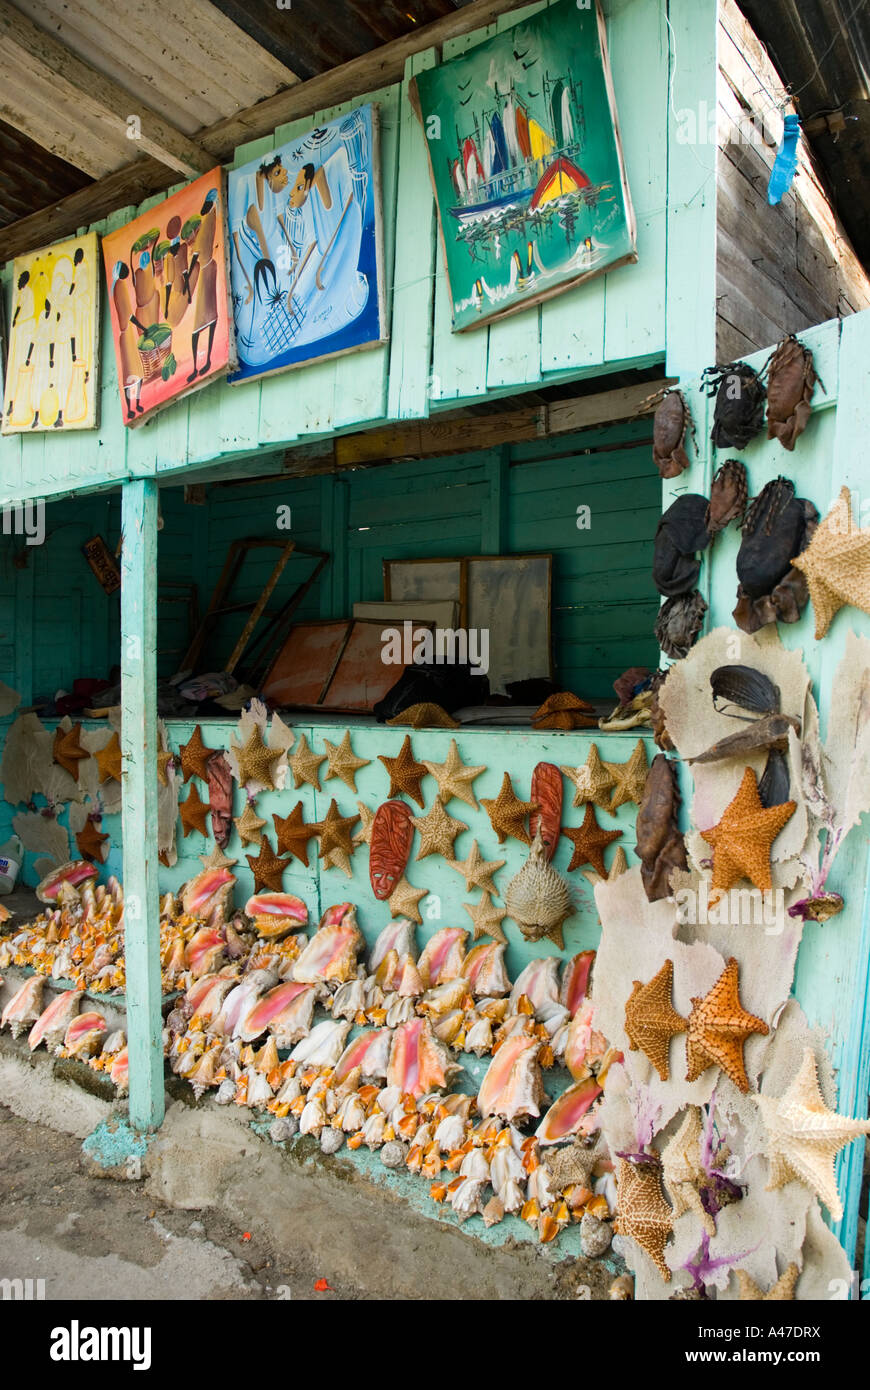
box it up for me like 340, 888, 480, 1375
378, 735, 428, 809
624, 959, 686, 1081
699, 767, 795, 894
246, 835, 289, 893
614, 1157, 673, 1281
179, 725, 214, 783
273, 802, 318, 867
480, 773, 536, 845
75, 818, 109, 864
53, 723, 89, 780
179, 784, 210, 838
94, 731, 123, 785
685, 957, 768, 1093
563, 803, 622, 875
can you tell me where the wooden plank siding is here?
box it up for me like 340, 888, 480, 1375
715, 0, 870, 362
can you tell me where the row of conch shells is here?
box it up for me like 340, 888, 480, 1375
153, 907, 617, 1249
1, 865, 618, 1252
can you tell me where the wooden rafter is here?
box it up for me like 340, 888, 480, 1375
0, 0, 213, 181
0, 0, 538, 261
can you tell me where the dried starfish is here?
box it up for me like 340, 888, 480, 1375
685, 957, 768, 1094
624, 959, 686, 1082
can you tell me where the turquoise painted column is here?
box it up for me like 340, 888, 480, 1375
120, 478, 164, 1131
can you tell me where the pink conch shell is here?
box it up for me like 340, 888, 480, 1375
560, 950, 595, 1017
28, 989, 83, 1052
386, 1019, 460, 1097
2, 975, 46, 1038
535, 1076, 602, 1144
508, 957, 560, 1017
461, 942, 510, 998
395, 956, 424, 997
209, 969, 278, 1037
417, 928, 469, 988
237, 982, 316, 1046
182, 971, 238, 1022
110, 1047, 129, 1094
0, 903, 12, 923
36, 859, 98, 904
477, 1034, 546, 1122
333, 1028, 392, 1085
319, 902, 355, 928
564, 1000, 595, 1079
244, 892, 307, 940
182, 868, 235, 922
369, 918, 417, 973
63, 1011, 107, 1057
184, 927, 226, 979
293, 919, 363, 985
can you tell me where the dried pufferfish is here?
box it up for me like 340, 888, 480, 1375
505, 828, 573, 949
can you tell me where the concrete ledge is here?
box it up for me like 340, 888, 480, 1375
144, 1101, 619, 1300
0, 1032, 114, 1138
1, 1032, 621, 1299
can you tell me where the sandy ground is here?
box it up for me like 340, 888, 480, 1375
0, 1104, 364, 1301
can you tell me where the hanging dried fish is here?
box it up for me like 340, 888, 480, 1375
701, 362, 766, 449
688, 716, 800, 766
764, 335, 817, 451
652, 389, 694, 479
705, 459, 748, 535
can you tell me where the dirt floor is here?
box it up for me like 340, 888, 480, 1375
0, 1104, 365, 1301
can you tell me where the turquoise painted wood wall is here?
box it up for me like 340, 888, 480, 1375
673, 313, 870, 1258
0, 0, 717, 505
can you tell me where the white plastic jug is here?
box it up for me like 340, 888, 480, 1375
0, 836, 22, 894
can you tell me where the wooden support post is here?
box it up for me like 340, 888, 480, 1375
120, 479, 164, 1133
480, 447, 509, 554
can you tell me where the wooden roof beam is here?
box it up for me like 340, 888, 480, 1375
0, 0, 538, 260
0, 0, 213, 181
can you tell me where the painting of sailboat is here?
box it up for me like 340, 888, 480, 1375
410, 0, 636, 332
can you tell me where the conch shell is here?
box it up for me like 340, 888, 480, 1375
386, 1019, 461, 1097
182, 868, 235, 923
477, 1034, 546, 1123
28, 988, 83, 1052
504, 829, 572, 949
535, 1076, 602, 1144
237, 981, 316, 1046
36, 860, 98, 904
293, 908, 363, 984
461, 942, 510, 998
417, 927, 468, 988
63, 1011, 107, 1057
2, 975, 46, 1038
245, 892, 307, 940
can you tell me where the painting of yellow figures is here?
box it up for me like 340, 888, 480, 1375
2, 232, 99, 434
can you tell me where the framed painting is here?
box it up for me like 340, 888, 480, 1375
2, 231, 99, 434
226, 103, 388, 383
102, 168, 235, 427
410, 0, 636, 332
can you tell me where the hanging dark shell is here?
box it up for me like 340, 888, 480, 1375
765, 336, 816, 451
702, 362, 766, 449
652, 495, 711, 597
710, 664, 781, 715
733, 480, 819, 633
758, 748, 791, 808
654, 591, 707, 660
653, 390, 693, 479
705, 459, 748, 535
635, 754, 688, 902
